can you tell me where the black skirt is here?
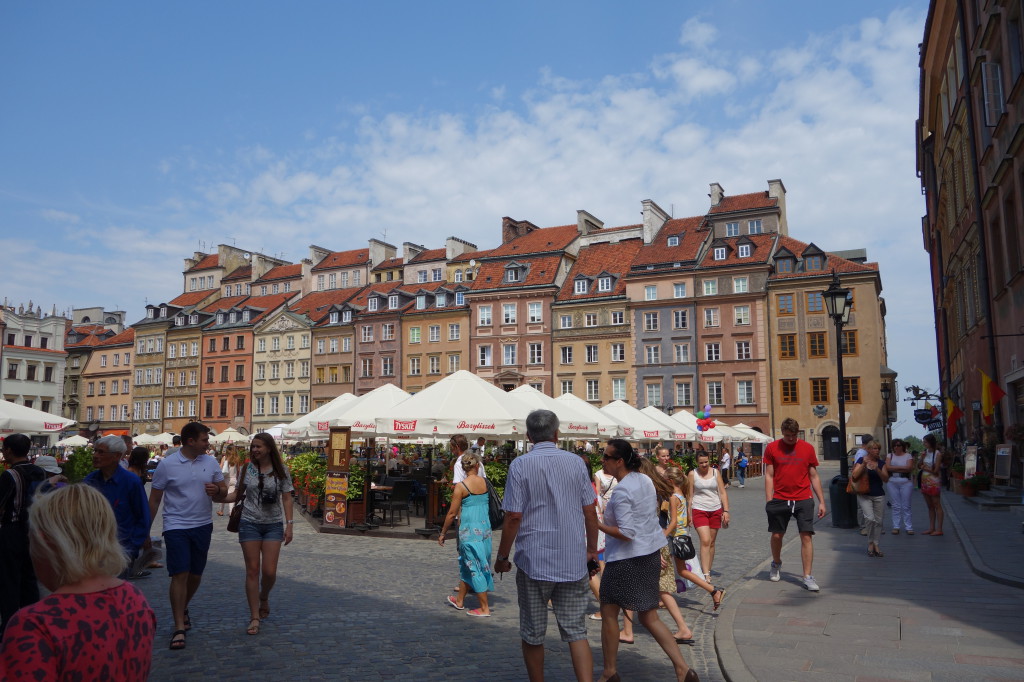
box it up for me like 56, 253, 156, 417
599, 550, 661, 612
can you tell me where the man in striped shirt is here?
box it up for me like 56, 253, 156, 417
495, 410, 599, 682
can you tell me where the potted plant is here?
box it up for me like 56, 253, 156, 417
308, 470, 326, 516
961, 477, 977, 497
969, 472, 991, 491
346, 459, 367, 527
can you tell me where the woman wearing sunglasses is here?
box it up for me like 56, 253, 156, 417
224, 433, 294, 635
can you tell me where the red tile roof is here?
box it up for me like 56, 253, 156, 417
222, 265, 252, 282
65, 325, 115, 349
449, 249, 491, 263
770, 236, 879, 280
200, 296, 250, 313
168, 290, 215, 307
487, 224, 579, 258
408, 248, 447, 264
312, 248, 370, 272
471, 254, 565, 291
255, 264, 302, 282
186, 254, 219, 272
95, 327, 135, 347
697, 233, 776, 269
287, 288, 362, 322
556, 239, 644, 302
708, 192, 778, 215
347, 281, 407, 307
632, 216, 707, 267
372, 257, 404, 271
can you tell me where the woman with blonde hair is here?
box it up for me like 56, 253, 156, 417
664, 467, 724, 610
919, 434, 944, 535
851, 440, 889, 557
0, 484, 156, 677
218, 443, 243, 517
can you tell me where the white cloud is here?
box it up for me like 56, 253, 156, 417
39, 209, 80, 224
679, 17, 717, 50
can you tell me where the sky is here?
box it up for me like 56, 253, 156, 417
0, 0, 933, 435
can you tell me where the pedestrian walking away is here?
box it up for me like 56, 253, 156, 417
0, 433, 47, 636
719, 449, 731, 487
222, 433, 294, 635
686, 452, 729, 584
596, 440, 698, 682
763, 417, 826, 591
147, 421, 226, 650
736, 452, 748, 488
851, 440, 889, 557
885, 439, 914, 534
439, 452, 494, 617
494, 409, 599, 682
918, 434, 944, 536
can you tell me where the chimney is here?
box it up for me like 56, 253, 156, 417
300, 259, 314, 295
403, 242, 425, 263
445, 236, 476, 260
767, 178, 788, 236
576, 210, 604, 236
709, 183, 725, 207
641, 199, 670, 245
367, 239, 397, 268
501, 217, 539, 244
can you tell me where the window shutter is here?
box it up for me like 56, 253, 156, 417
982, 61, 1004, 127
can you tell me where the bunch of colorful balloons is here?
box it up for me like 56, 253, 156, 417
695, 404, 716, 432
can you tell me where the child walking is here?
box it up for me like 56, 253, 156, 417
664, 467, 725, 612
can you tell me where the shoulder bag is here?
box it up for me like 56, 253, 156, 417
845, 470, 870, 495
226, 466, 249, 533
484, 478, 504, 530
670, 534, 696, 560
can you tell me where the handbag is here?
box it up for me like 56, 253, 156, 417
846, 472, 869, 495
226, 468, 248, 533
670, 534, 696, 560
484, 478, 504, 530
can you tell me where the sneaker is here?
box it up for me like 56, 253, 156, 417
859, 528, 868, 536
803, 575, 820, 592
769, 562, 781, 582
739, 484, 745, 488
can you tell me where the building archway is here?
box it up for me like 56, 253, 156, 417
820, 425, 842, 460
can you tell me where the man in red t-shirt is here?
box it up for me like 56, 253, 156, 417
763, 417, 826, 591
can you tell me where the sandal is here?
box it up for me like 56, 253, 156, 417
259, 598, 270, 620
183, 609, 192, 631
873, 548, 884, 557
446, 595, 465, 610
169, 630, 187, 650
466, 608, 491, 617
247, 618, 261, 635
711, 587, 725, 611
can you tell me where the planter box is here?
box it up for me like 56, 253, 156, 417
346, 499, 366, 527
962, 482, 977, 497
952, 478, 963, 495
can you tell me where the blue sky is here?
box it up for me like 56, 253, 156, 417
1, 1, 932, 434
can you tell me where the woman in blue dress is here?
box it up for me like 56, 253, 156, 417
439, 452, 494, 617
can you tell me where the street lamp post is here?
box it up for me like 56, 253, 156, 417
880, 383, 892, 455
822, 272, 857, 528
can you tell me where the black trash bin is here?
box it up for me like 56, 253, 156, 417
828, 475, 858, 528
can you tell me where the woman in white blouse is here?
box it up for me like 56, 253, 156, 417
595, 439, 698, 682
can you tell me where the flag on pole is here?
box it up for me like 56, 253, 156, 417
926, 401, 940, 419
945, 398, 963, 438
978, 369, 1006, 426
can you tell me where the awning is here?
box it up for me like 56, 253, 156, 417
101, 429, 130, 436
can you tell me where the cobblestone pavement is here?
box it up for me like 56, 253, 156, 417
138, 472, 777, 682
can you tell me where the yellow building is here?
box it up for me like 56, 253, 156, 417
251, 303, 314, 433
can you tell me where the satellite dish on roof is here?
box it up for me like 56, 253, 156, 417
469, 259, 477, 268
243, 253, 251, 260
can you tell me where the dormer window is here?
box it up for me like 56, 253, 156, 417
329, 312, 339, 324
216, 313, 225, 324
804, 255, 823, 271
368, 297, 379, 312
506, 269, 521, 283
738, 244, 752, 258
190, 314, 199, 325
242, 311, 250, 322
146, 308, 155, 318
388, 295, 399, 310
454, 269, 463, 282
436, 293, 447, 307
574, 279, 588, 294
416, 295, 427, 310
160, 306, 167, 318
342, 311, 352, 323
228, 312, 237, 323
246, 284, 251, 295
455, 292, 465, 305
667, 236, 680, 247
776, 258, 794, 273
713, 247, 727, 261
597, 276, 612, 292
175, 316, 185, 326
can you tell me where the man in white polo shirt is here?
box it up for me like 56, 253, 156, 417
148, 422, 225, 651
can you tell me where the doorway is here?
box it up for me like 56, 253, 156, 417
821, 425, 842, 460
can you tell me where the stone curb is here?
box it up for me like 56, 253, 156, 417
712, 513, 821, 682
942, 494, 1024, 590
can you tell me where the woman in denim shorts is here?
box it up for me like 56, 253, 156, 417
225, 433, 294, 635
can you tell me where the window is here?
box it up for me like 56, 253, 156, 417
455, 292, 465, 306
167, 401, 174, 418
780, 379, 799, 404
317, 339, 326, 354
436, 293, 447, 307
560, 380, 574, 396
777, 294, 794, 315
597, 276, 612, 292
586, 345, 598, 363
342, 337, 350, 352
674, 343, 690, 363
575, 279, 588, 294
611, 343, 625, 362
284, 335, 294, 350
705, 343, 720, 361
134, 369, 143, 385
748, 219, 762, 234
169, 343, 178, 358
235, 364, 245, 381
704, 380, 722, 405
258, 338, 266, 352
584, 313, 598, 327
99, 354, 107, 368
611, 311, 624, 325
448, 354, 460, 373
478, 345, 492, 367
255, 397, 265, 415
725, 222, 739, 236
502, 303, 516, 324
808, 332, 827, 358
362, 326, 373, 343
431, 268, 442, 282
428, 325, 440, 342
778, 334, 796, 359
122, 379, 129, 393
672, 283, 686, 298
271, 363, 280, 379
643, 312, 659, 331
220, 366, 229, 383
667, 235, 680, 246
560, 315, 573, 328
361, 359, 373, 377
713, 247, 726, 260
236, 335, 245, 350
734, 305, 750, 325
841, 330, 858, 356
417, 270, 428, 284
842, 377, 861, 402
268, 396, 279, 414
529, 343, 543, 364
776, 258, 793, 273
806, 292, 824, 313
478, 306, 492, 326
454, 269, 463, 282
448, 323, 461, 341
644, 285, 657, 301
703, 280, 717, 295
222, 336, 230, 351
804, 255, 823, 271
737, 380, 754, 405
811, 378, 829, 403
672, 310, 688, 329
368, 297, 379, 312
382, 323, 395, 341
429, 355, 441, 374
409, 327, 420, 344
646, 383, 662, 407
528, 302, 542, 323
86, 406, 94, 422
383, 357, 395, 376
675, 381, 692, 406
505, 268, 520, 283
561, 346, 573, 364
704, 308, 719, 327
587, 379, 600, 401
256, 363, 266, 380
271, 337, 280, 351
502, 344, 517, 365
645, 345, 660, 364
736, 340, 751, 360
416, 295, 427, 310
612, 378, 626, 400
342, 310, 352, 323
733, 276, 748, 293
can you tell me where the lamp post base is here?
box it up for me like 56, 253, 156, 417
828, 475, 859, 528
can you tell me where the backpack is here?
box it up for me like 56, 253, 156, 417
484, 478, 505, 530
2, 464, 47, 527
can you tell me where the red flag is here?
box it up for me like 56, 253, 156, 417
945, 399, 963, 438
926, 401, 939, 418
979, 369, 1006, 426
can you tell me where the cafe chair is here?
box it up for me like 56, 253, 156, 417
410, 480, 428, 516
382, 480, 414, 527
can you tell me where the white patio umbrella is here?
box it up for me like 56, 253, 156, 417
374, 370, 531, 437
258, 423, 289, 439
553, 393, 628, 437
509, 385, 599, 436
732, 423, 774, 443
133, 433, 159, 445
151, 432, 177, 446
319, 383, 411, 435
599, 401, 679, 441
55, 434, 89, 447
638, 406, 697, 440
710, 421, 755, 442
210, 427, 246, 444
0, 399, 74, 435
284, 393, 357, 439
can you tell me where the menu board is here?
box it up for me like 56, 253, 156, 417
965, 445, 978, 477
330, 428, 350, 471
323, 472, 349, 528
995, 444, 1011, 479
